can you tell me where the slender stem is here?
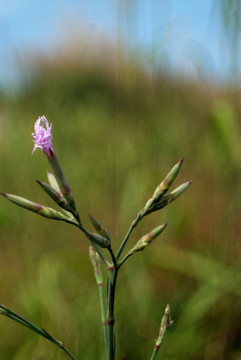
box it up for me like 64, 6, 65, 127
117, 253, 132, 269
150, 347, 158, 360
149, 328, 167, 360
97, 283, 108, 360
0, 305, 76, 360
116, 212, 144, 261
106, 268, 118, 360
106, 212, 145, 358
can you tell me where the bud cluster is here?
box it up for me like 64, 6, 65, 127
1, 117, 80, 226
143, 159, 192, 215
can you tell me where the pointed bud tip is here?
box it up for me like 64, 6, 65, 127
0, 192, 7, 198
188, 180, 193, 185
178, 158, 184, 166
165, 303, 171, 314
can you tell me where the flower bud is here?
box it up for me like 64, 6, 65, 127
0, 193, 72, 222
144, 159, 184, 212
36, 180, 71, 211
168, 180, 193, 202
155, 304, 173, 348
154, 158, 184, 196
154, 180, 193, 210
129, 223, 168, 254
89, 214, 110, 240
88, 232, 110, 248
161, 303, 173, 330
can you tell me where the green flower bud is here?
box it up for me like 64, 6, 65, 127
144, 159, 184, 212
154, 180, 193, 210
88, 232, 110, 248
89, 214, 110, 240
0, 193, 72, 222
168, 180, 193, 202
36, 180, 71, 211
154, 158, 184, 196
129, 223, 168, 254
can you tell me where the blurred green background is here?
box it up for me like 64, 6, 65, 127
0, 1, 241, 359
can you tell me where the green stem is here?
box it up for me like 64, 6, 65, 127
117, 253, 132, 269
0, 305, 76, 360
106, 268, 118, 360
97, 283, 108, 360
116, 212, 144, 261
149, 327, 168, 360
106, 212, 145, 358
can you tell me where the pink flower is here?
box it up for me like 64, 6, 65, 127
32, 116, 53, 154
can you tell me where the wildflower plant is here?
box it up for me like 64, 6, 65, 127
1, 116, 192, 360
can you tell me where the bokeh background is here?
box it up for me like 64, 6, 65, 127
0, 1, 241, 359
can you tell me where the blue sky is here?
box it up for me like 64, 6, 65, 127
0, 0, 240, 88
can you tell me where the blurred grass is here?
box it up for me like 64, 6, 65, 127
0, 53, 240, 360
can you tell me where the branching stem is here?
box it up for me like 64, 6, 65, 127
116, 212, 144, 261
0, 305, 76, 360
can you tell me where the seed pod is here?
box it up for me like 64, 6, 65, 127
89, 214, 110, 240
